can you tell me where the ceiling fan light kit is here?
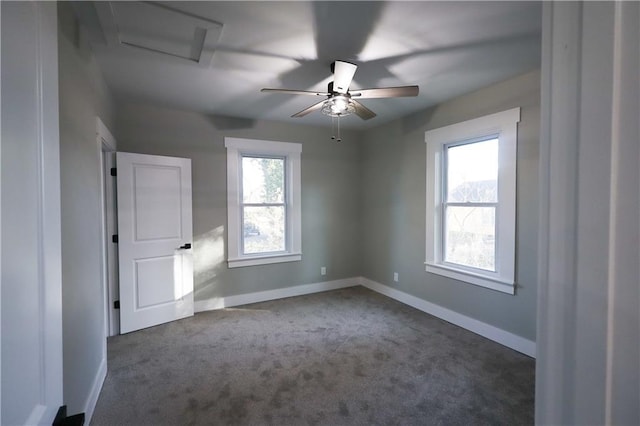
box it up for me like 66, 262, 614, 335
261, 60, 419, 140
321, 95, 355, 117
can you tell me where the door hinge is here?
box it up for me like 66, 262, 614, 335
112, 234, 118, 243
110, 167, 117, 176
114, 300, 120, 309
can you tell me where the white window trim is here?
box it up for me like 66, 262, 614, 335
225, 137, 302, 268
425, 108, 520, 294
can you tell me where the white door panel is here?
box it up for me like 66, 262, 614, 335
135, 256, 178, 308
117, 152, 193, 333
133, 165, 183, 241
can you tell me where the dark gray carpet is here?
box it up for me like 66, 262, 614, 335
91, 286, 534, 426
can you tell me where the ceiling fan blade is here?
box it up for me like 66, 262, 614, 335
291, 99, 326, 118
261, 88, 329, 96
332, 61, 357, 94
352, 100, 376, 120
350, 85, 419, 99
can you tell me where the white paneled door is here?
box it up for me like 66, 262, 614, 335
116, 152, 194, 333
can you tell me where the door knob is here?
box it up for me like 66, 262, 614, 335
178, 243, 192, 250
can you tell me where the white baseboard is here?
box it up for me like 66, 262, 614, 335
83, 356, 107, 424
194, 278, 359, 312
358, 277, 536, 358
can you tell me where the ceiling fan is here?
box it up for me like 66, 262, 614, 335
261, 60, 419, 122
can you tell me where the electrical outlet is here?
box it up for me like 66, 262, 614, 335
393, 272, 399, 282
321, 266, 326, 276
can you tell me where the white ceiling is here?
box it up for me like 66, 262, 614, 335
75, 1, 542, 129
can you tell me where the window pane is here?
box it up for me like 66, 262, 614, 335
446, 139, 498, 202
243, 206, 285, 254
445, 206, 495, 271
242, 157, 285, 203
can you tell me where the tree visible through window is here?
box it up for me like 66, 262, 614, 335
241, 156, 286, 254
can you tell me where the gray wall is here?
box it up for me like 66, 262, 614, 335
116, 105, 362, 301
58, 2, 115, 414
360, 70, 540, 340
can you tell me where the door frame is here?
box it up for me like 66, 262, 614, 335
97, 118, 119, 337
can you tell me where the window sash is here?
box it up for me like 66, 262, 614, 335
239, 155, 288, 255
241, 205, 287, 255
240, 154, 286, 204
242, 203, 287, 208
440, 147, 500, 272
443, 136, 499, 204
441, 137, 500, 272
441, 203, 498, 272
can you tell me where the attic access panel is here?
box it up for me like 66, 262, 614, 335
95, 1, 223, 67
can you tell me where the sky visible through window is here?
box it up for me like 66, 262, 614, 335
447, 138, 498, 201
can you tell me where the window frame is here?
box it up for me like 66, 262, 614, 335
425, 108, 520, 294
225, 137, 302, 268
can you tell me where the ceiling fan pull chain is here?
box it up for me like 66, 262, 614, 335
336, 115, 342, 142
331, 116, 336, 140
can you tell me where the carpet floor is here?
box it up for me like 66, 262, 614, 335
91, 286, 535, 425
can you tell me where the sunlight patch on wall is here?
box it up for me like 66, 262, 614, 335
194, 226, 225, 288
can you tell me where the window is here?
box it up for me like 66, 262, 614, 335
425, 108, 520, 294
225, 138, 302, 268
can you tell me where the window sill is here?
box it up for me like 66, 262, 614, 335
425, 262, 515, 295
228, 252, 302, 268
